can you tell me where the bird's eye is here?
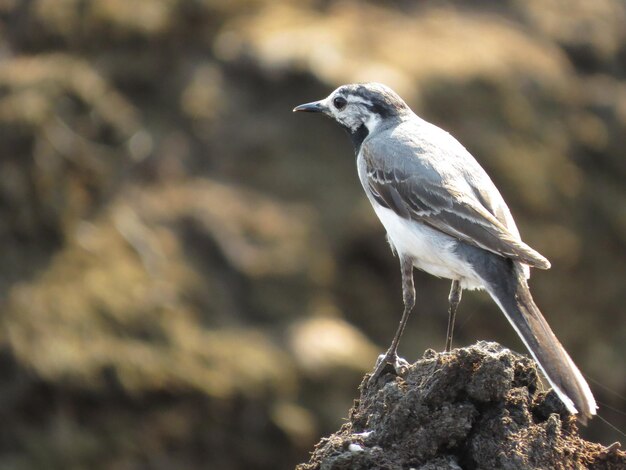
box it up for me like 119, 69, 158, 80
333, 97, 347, 110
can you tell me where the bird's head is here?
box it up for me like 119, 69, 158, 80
293, 83, 410, 147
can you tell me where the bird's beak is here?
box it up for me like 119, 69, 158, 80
293, 100, 326, 113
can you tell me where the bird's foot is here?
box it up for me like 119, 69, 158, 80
367, 350, 409, 387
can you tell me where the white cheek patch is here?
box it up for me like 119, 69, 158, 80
326, 93, 380, 133
364, 112, 382, 133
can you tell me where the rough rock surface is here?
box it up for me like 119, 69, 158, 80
297, 342, 625, 470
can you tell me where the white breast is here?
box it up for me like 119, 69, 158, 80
372, 205, 482, 290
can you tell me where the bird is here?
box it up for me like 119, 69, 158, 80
293, 82, 597, 423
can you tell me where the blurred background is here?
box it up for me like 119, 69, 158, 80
0, 0, 624, 468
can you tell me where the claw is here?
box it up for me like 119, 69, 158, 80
367, 351, 409, 386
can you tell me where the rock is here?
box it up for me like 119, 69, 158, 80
297, 342, 626, 470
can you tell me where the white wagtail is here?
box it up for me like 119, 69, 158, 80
294, 82, 596, 423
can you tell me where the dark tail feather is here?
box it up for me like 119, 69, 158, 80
484, 264, 597, 424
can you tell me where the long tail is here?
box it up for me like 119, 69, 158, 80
483, 263, 597, 424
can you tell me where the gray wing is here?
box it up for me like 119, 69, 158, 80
362, 138, 551, 269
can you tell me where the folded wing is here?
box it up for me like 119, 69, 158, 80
362, 142, 551, 270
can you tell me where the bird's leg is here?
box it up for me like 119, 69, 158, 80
445, 280, 462, 352
369, 257, 415, 383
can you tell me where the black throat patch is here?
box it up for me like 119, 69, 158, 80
348, 123, 369, 154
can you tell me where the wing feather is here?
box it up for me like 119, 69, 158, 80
362, 141, 550, 269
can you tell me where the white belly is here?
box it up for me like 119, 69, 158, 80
372, 205, 483, 290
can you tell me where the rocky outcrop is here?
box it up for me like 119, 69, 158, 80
298, 342, 625, 470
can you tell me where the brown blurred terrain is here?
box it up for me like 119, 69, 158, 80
0, 1, 624, 469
